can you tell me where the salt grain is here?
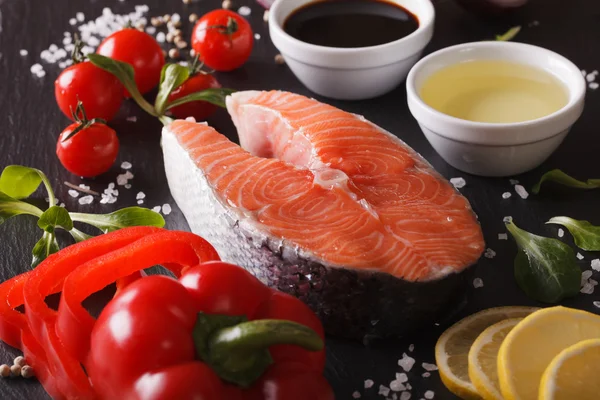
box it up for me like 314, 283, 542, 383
473, 278, 484, 288
78, 184, 90, 190
390, 380, 406, 392
591, 259, 600, 272
408, 344, 414, 352
484, 248, 496, 259
593, 301, 600, 308
502, 192, 512, 199
398, 353, 415, 372
156, 32, 166, 43
69, 18, 77, 26
121, 161, 132, 170
422, 363, 438, 371
352, 392, 361, 399
587, 73, 596, 83
379, 385, 390, 397
68, 190, 80, 198
136, 192, 146, 200
137, 200, 144, 205
590, 82, 599, 90
514, 185, 529, 199
162, 204, 172, 215
152, 206, 162, 213
238, 6, 251, 16
509, 179, 519, 185
124, 184, 132, 189
263, 10, 270, 22
422, 372, 430, 378
254, 33, 261, 40
581, 283, 595, 295
558, 228, 565, 238
79, 195, 94, 205
498, 233, 508, 240
450, 177, 466, 189
577, 253, 585, 260
400, 392, 411, 400
424, 391, 435, 399
582, 270, 593, 281
20, 49, 28, 56
76, 12, 85, 22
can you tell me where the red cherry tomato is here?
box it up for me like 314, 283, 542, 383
191, 10, 253, 71
96, 29, 165, 96
253, 291, 326, 372
179, 261, 271, 318
168, 73, 222, 121
56, 121, 119, 178
55, 62, 123, 121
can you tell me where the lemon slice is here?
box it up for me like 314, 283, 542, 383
539, 338, 600, 400
435, 306, 539, 399
468, 318, 523, 400
498, 306, 600, 400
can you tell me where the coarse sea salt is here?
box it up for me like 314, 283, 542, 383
590, 82, 599, 90
126, 116, 137, 122
398, 353, 415, 372
484, 248, 496, 259
136, 191, 146, 200
577, 253, 585, 260
364, 379, 374, 389
473, 278, 484, 288
422, 363, 438, 371
121, 161, 132, 170
79, 195, 94, 205
68, 189, 80, 198
558, 228, 565, 238
20, 49, 28, 56
152, 206, 162, 213
502, 192, 512, 199
424, 391, 435, 399
408, 344, 414, 352
162, 204, 172, 215
400, 392, 411, 400
498, 233, 508, 240
254, 33, 261, 40
379, 385, 390, 396
238, 6, 251, 16
389, 380, 406, 392
137, 200, 144, 205
422, 372, 430, 378
591, 259, 600, 272
509, 179, 519, 185
450, 177, 466, 189
594, 301, 600, 308
352, 391, 361, 399
514, 185, 529, 199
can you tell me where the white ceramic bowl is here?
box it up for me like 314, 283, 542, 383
269, 0, 435, 100
407, 41, 586, 177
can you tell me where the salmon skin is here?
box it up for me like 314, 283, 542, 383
162, 90, 485, 340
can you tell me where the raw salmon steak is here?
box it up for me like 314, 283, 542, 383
162, 90, 484, 340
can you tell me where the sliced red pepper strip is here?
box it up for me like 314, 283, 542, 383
21, 226, 163, 399
21, 331, 64, 400
58, 230, 220, 365
0, 273, 30, 349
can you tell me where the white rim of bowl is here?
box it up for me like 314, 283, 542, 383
269, 0, 435, 54
406, 41, 587, 131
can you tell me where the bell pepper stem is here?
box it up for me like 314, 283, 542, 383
209, 319, 324, 354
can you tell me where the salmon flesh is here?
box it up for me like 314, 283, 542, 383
162, 91, 485, 340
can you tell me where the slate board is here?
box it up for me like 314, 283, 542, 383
1, 0, 599, 398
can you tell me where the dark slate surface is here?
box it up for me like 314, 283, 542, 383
1, 0, 599, 398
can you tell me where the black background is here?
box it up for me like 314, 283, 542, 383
1, 0, 599, 398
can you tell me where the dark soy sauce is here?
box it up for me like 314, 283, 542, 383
284, 0, 419, 48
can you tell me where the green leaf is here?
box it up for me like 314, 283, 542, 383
0, 165, 43, 199
506, 220, 581, 303
31, 231, 59, 267
69, 228, 94, 243
532, 169, 600, 194
0, 191, 43, 224
547, 216, 600, 251
155, 64, 190, 115
165, 88, 236, 111
37, 206, 74, 232
496, 26, 521, 41
70, 207, 165, 233
87, 54, 158, 117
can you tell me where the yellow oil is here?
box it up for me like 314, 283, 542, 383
419, 60, 569, 123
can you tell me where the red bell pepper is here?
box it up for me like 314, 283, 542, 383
87, 261, 334, 400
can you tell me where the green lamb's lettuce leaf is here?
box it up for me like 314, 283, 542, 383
31, 230, 60, 267
506, 220, 581, 303
532, 169, 600, 194
69, 207, 165, 233
155, 63, 190, 115
38, 206, 74, 232
0, 191, 43, 224
547, 216, 600, 251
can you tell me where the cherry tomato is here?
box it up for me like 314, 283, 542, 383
96, 29, 165, 96
168, 73, 222, 121
56, 121, 119, 178
191, 10, 253, 71
55, 62, 123, 121
179, 261, 271, 318
253, 291, 326, 372
249, 362, 335, 400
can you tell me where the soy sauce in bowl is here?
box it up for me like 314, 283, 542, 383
284, 0, 419, 48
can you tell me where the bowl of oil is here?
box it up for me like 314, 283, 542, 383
406, 41, 586, 177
